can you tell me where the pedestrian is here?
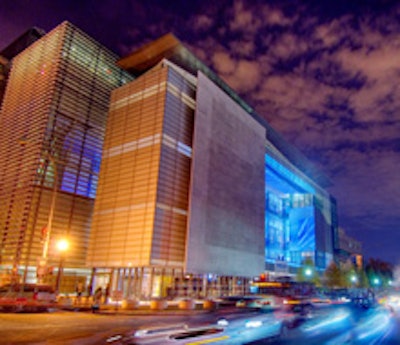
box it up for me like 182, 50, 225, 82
92, 287, 102, 313
76, 282, 84, 304
105, 284, 110, 304
87, 283, 93, 297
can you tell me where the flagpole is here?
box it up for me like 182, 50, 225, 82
38, 154, 58, 283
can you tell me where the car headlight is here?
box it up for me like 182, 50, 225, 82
217, 319, 229, 327
245, 320, 263, 328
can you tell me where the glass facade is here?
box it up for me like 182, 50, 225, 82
265, 153, 334, 271
0, 21, 131, 284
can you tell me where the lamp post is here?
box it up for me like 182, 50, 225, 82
37, 153, 59, 284
373, 277, 380, 287
18, 120, 82, 286
55, 238, 69, 293
350, 274, 357, 289
18, 136, 59, 284
305, 268, 313, 278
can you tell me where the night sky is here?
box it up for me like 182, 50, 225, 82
1, 0, 399, 266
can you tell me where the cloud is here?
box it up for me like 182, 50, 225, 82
334, 45, 400, 122
272, 33, 309, 60
212, 51, 236, 74
307, 14, 400, 126
219, 58, 263, 93
313, 15, 356, 48
192, 14, 214, 32
254, 73, 334, 122
261, 5, 295, 27
229, 0, 263, 33
228, 40, 255, 57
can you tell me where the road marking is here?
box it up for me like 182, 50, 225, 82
187, 335, 230, 344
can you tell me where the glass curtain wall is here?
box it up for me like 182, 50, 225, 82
0, 21, 131, 285
265, 154, 316, 269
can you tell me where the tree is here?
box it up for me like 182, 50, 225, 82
342, 264, 358, 288
297, 257, 321, 286
365, 258, 393, 288
357, 268, 370, 288
324, 261, 344, 288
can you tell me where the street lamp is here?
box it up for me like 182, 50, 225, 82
18, 121, 83, 286
55, 238, 69, 292
37, 153, 59, 284
350, 275, 357, 284
18, 136, 59, 284
305, 268, 312, 277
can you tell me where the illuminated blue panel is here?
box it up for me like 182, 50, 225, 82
265, 154, 316, 265
266, 155, 314, 193
287, 205, 315, 264
60, 131, 101, 198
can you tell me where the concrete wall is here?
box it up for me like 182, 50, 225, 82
185, 72, 265, 277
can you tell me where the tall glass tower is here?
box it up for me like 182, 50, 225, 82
0, 21, 132, 285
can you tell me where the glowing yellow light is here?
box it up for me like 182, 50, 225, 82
57, 238, 69, 252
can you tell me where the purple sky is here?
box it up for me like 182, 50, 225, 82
1, 0, 399, 265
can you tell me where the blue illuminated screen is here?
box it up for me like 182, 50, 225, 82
265, 155, 315, 265
60, 130, 102, 198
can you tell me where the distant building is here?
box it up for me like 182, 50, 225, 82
0, 27, 45, 106
87, 34, 337, 298
335, 227, 363, 268
0, 55, 8, 104
0, 21, 132, 285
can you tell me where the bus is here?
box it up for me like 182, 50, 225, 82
250, 280, 316, 298
236, 280, 318, 313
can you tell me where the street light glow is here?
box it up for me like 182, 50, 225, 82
55, 238, 69, 292
57, 238, 69, 252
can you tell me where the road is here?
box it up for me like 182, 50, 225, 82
0, 309, 215, 344
0, 304, 399, 344
256, 304, 400, 345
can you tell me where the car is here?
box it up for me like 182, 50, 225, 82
104, 310, 296, 344
350, 289, 376, 309
104, 323, 230, 344
0, 283, 57, 312
235, 295, 264, 308
217, 310, 294, 343
282, 296, 316, 316
236, 294, 284, 310
381, 293, 400, 313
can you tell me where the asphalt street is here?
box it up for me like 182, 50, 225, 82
0, 304, 399, 345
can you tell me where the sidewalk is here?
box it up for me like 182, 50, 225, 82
57, 298, 223, 316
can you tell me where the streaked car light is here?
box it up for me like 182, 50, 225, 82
217, 319, 229, 327
245, 320, 263, 328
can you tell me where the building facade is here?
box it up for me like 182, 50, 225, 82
88, 34, 337, 299
1, 23, 338, 298
335, 227, 363, 269
0, 27, 45, 106
0, 21, 132, 287
0, 55, 7, 104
